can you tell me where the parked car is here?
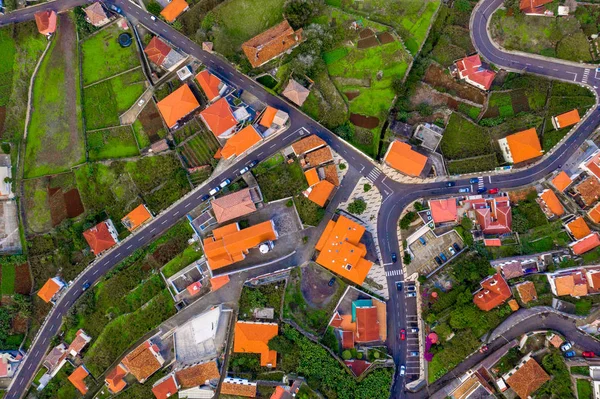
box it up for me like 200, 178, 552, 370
560, 342, 573, 352
409, 351, 419, 357
479, 345, 489, 353
406, 285, 416, 292
248, 160, 259, 168
239, 166, 250, 174
434, 256, 442, 265
400, 365, 406, 376
458, 187, 470, 193
406, 292, 417, 298
328, 277, 336, 287
564, 350, 576, 358
488, 188, 499, 194
439, 253, 447, 262
448, 246, 456, 256
391, 252, 398, 263
109, 4, 122, 13
446, 182, 456, 187
150, 15, 156, 21
200, 194, 210, 202
209, 187, 220, 196
409, 328, 419, 333
400, 329, 406, 340
470, 178, 480, 184
219, 179, 231, 188
583, 351, 596, 358
453, 243, 461, 252
396, 282, 403, 291
419, 237, 427, 245
477, 187, 487, 194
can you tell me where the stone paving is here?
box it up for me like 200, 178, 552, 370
338, 177, 389, 298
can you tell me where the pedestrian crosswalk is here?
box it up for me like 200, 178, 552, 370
386, 269, 402, 277
583, 69, 591, 84
367, 168, 381, 182
477, 177, 484, 190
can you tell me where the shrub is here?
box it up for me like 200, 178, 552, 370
363, 183, 372, 192
400, 211, 417, 229
348, 198, 367, 215
0, 143, 10, 154
339, 163, 347, 170
403, 251, 412, 265
342, 350, 352, 360
286, 199, 294, 207
147, 1, 162, 16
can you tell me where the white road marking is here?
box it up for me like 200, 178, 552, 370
173, 211, 180, 216
150, 228, 156, 233
161, 219, 167, 224
185, 202, 191, 208
126, 245, 132, 249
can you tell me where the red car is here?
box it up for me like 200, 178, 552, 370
400, 329, 406, 341
583, 351, 596, 358
488, 188, 499, 194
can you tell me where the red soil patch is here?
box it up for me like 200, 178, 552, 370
48, 187, 67, 226
139, 101, 166, 143
11, 314, 27, 334
64, 188, 84, 218
357, 36, 379, 49
0, 106, 6, 136
359, 28, 375, 39
345, 91, 360, 101
423, 64, 486, 105
350, 113, 380, 129
377, 32, 395, 44
14, 263, 32, 295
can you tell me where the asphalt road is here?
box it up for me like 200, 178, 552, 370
2, 0, 600, 397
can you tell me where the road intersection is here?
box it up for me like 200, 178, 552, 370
2, 0, 600, 397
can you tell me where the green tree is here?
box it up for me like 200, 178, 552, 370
348, 198, 367, 215
363, 183, 372, 192
268, 335, 295, 354
342, 350, 352, 360
403, 251, 412, 265
400, 211, 417, 229
147, 1, 162, 16
283, 0, 322, 29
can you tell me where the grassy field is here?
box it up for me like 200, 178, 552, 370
179, 129, 221, 168
440, 113, 494, 160
0, 28, 16, 108
87, 126, 140, 160
209, 0, 286, 57
1, 263, 15, 295
23, 179, 52, 233
132, 120, 151, 148
253, 155, 307, 202
84, 68, 146, 130
577, 379, 592, 399
447, 154, 498, 174
81, 23, 141, 85
162, 245, 203, 278
25, 14, 85, 178
491, 9, 593, 61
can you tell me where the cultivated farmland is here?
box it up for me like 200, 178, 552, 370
87, 126, 140, 160
133, 100, 167, 148
179, 130, 221, 168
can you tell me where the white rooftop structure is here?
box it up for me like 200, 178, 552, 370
176, 65, 193, 81
174, 306, 229, 366
0, 166, 13, 199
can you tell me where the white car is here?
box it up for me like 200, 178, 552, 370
138, 99, 145, 106
448, 246, 456, 256
219, 179, 231, 188
239, 166, 250, 174
150, 15, 156, 21
560, 342, 573, 352
209, 187, 220, 196
399, 365, 406, 376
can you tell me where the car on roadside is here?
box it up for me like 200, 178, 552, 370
109, 4, 122, 13
239, 166, 250, 174
409, 351, 419, 357
488, 188, 499, 194
400, 329, 406, 340
409, 327, 419, 333
419, 237, 427, 245
328, 277, 336, 287
453, 243, 461, 252
406, 292, 417, 298
150, 15, 156, 21
406, 285, 416, 292
434, 256, 442, 265
248, 160, 259, 168
479, 345, 489, 353
458, 187, 470, 193
400, 365, 406, 376
446, 182, 456, 187
391, 252, 398, 263
560, 342, 572, 352
200, 194, 210, 202
396, 282, 403, 291
470, 178, 479, 184
564, 350, 576, 358
477, 187, 487, 194
209, 187, 220, 196
82, 282, 91, 291
583, 351, 596, 358
219, 179, 231, 188
439, 253, 447, 262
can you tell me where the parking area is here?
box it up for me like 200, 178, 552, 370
407, 229, 464, 277
402, 281, 421, 380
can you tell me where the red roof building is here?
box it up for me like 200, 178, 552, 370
83, 220, 118, 255
455, 54, 496, 90
582, 150, 600, 181
473, 273, 512, 311
152, 374, 179, 399
429, 198, 458, 224
355, 306, 380, 343
468, 196, 512, 234
196, 70, 223, 102
570, 232, 600, 255
241, 20, 303, 68
199, 98, 237, 138
520, 0, 553, 14
145, 37, 172, 67
34, 10, 57, 36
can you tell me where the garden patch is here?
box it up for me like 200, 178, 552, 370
87, 126, 140, 160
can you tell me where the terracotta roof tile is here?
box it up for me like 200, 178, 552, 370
570, 232, 600, 255
233, 321, 278, 367
429, 198, 458, 224
157, 85, 200, 128
196, 70, 222, 101
588, 202, 600, 223
554, 109, 580, 129
68, 366, 89, 395
160, 0, 189, 22
38, 278, 63, 303
122, 204, 152, 231
211, 188, 257, 224
291, 135, 326, 155
505, 358, 550, 398
516, 281, 537, 303
304, 168, 320, 187
473, 273, 512, 311
384, 141, 428, 176
341, 330, 354, 349
210, 275, 230, 291
145, 37, 172, 66
501, 262, 524, 279
566, 217, 591, 240
68, 329, 91, 356
270, 386, 292, 399
122, 341, 164, 382
175, 361, 220, 388
322, 164, 339, 186
548, 334, 563, 348
315, 216, 373, 285
505, 128, 543, 164
200, 98, 237, 137
484, 238, 502, 247
355, 306, 380, 342
260, 106, 278, 128
305, 147, 333, 167
242, 20, 302, 68
575, 176, 600, 206
84, 3, 108, 26
35, 10, 57, 35
282, 79, 310, 106
539, 189, 564, 217
105, 364, 128, 393
221, 380, 257, 397
552, 171, 572, 192
152, 374, 179, 399
456, 54, 496, 90
221, 125, 262, 159
305, 180, 335, 207
83, 220, 117, 255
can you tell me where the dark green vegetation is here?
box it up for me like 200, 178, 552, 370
578, 380, 593, 399
537, 350, 576, 398
238, 283, 285, 321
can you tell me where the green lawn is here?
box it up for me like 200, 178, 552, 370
132, 120, 151, 148
253, 158, 307, 202
577, 379, 592, 399
23, 179, 52, 233
81, 23, 141, 85
87, 126, 140, 160
25, 13, 85, 178
210, 0, 286, 57
162, 245, 203, 278
0, 27, 17, 107
440, 113, 493, 160
447, 154, 498, 175
1, 263, 15, 295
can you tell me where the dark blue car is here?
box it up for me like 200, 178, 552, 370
391, 253, 397, 263
470, 178, 479, 184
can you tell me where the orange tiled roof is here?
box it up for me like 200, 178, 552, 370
144, 37, 172, 66
152, 374, 178, 399
323, 164, 339, 186
260, 106, 278, 128
570, 232, 600, 255
506, 128, 543, 164
548, 334, 564, 348
203, 220, 277, 270
221, 380, 257, 397
200, 98, 237, 137
282, 79, 310, 106
271, 386, 291, 399
122, 204, 152, 231
539, 189, 564, 217
196, 70, 222, 101
35, 10, 57, 35
429, 198, 458, 224
121, 341, 163, 382
516, 281, 537, 304
505, 358, 550, 399
355, 306, 380, 342
305, 147, 333, 167
105, 364, 128, 393
68, 366, 89, 395
473, 273, 512, 311
566, 217, 591, 240
157, 85, 200, 128
211, 188, 257, 224
455, 54, 496, 90
306, 180, 335, 207
160, 0, 188, 22
291, 135, 326, 155
508, 299, 519, 311
38, 278, 62, 303
315, 216, 373, 285
554, 109, 580, 129
242, 20, 302, 68
84, 3, 108, 26
384, 141, 427, 177
484, 238, 502, 247
552, 171, 572, 192
575, 176, 600, 206
175, 361, 220, 388
210, 275, 230, 291
304, 168, 320, 187
234, 321, 278, 366
520, 0, 553, 12
221, 125, 262, 159
589, 202, 600, 223
68, 329, 91, 355
83, 221, 117, 255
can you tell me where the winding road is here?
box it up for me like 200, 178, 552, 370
1, 0, 600, 397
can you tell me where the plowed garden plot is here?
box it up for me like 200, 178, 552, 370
423, 64, 486, 105
14, 264, 32, 295
357, 36, 380, 49
133, 100, 167, 148
378, 32, 395, 44
359, 28, 375, 38
350, 113, 379, 129
179, 133, 220, 168
0, 107, 6, 133
64, 189, 84, 218
345, 91, 359, 100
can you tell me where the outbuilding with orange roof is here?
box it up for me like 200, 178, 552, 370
105, 364, 128, 393
122, 204, 152, 231
196, 70, 223, 102
305, 180, 335, 207
552, 109, 580, 129
220, 125, 262, 159
152, 374, 179, 399
68, 366, 89, 395
551, 171, 572, 192
234, 321, 278, 366
589, 202, 600, 223
259, 106, 278, 128
37, 277, 65, 303
199, 97, 237, 137
35, 10, 57, 35
570, 232, 600, 255
304, 168, 320, 187
384, 141, 428, 177
157, 84, 200, 129
499, 128, 543, 164
566, 217, 591, 240
539, 189, 564, 217
160, 0, 189, 22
